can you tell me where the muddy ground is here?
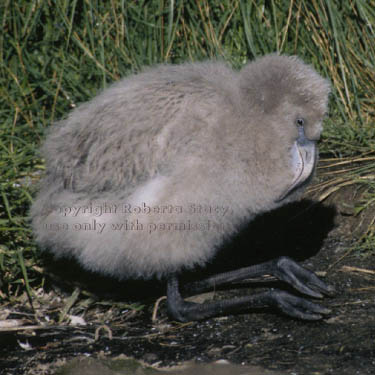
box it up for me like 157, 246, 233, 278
1, 181, 374, 375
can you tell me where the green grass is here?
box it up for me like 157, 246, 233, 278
0, 0, 374, 301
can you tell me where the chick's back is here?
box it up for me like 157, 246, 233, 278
31, 61, 254, 279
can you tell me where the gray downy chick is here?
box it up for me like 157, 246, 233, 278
31, 54, 334, 321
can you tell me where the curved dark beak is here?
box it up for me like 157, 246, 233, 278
276, 127, 317, 202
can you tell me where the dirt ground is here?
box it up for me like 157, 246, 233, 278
1, 181, 374, 375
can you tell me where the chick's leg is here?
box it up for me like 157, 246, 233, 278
167, 273, 331, 322
184, 256, 335, 298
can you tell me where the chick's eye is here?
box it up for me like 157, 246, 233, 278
296, 118, 305, 127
